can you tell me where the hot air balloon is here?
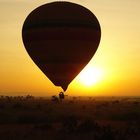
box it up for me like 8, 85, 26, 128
22, 2, 101, 92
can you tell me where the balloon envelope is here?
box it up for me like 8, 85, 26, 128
22, 2, 101, 91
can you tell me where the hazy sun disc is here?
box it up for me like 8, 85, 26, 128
78, 67, 103, 86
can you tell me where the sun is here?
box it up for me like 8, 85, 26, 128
78, 66, 103, 86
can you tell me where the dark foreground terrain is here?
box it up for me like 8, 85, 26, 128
0, 95, 140, 140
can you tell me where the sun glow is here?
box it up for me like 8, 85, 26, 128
78, 66, 103, 86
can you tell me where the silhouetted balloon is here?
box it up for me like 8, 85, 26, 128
22, 2, 101, 91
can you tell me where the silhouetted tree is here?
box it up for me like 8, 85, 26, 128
51, 96, 59, 103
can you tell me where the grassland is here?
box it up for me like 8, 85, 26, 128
0, 95, 140, 140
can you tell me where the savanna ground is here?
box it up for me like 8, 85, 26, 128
0, 95, 140, 140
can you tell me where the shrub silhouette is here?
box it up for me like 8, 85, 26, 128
61, 115, 78, 133
97, 126, 115, 140
77, 119, 100, 133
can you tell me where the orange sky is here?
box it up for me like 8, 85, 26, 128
0, 0, 140, 96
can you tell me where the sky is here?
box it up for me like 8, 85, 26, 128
0, 0, 140, 96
